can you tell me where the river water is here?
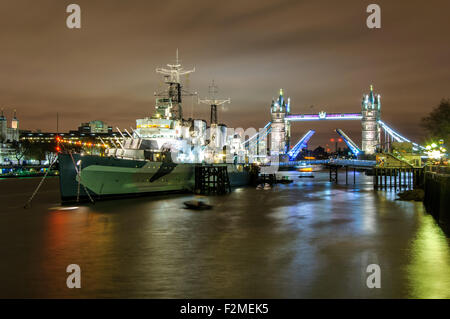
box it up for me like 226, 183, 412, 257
0, 171, 449, 298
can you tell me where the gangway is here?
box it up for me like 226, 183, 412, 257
335, 129, 362, 156
278, 159, 376, 168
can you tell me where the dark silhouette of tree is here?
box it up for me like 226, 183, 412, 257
10, 140, 58, 166
11, 140, 31, 165
421, 99, 450, 143
27, 141, 58, 165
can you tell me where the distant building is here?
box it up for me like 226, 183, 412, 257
2, 115, 118, 164
74, 120, 113, 134
0, 109, 20, 164
20, 130, 119, 143
0, 109, 19, 142
19, 129, 120, 158
20, 120, 116, 143
312, 146, 328, 159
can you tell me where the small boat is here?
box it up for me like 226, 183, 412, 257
263, 183, 272, 190
183, 200, 213, 210
277, 176, 293, 184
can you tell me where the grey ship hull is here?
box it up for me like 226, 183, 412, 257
58, 153, 250, 202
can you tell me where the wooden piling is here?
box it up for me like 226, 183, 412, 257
374, 168, 378, 190
394, 168, 397, 191
195, 164, 231, 195
389, 168, 392, 190
345, 166, 348, 185
372, 166, 425, 192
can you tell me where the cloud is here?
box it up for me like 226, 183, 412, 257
0, 0, 449, 147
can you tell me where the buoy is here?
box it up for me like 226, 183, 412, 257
183, 200, 213, 210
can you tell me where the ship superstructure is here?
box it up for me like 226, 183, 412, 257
104, 52, 247, 164
104, 52, 201, 163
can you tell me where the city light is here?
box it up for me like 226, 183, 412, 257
425, 142, 446, 160
429, 150, 443, 160
57, 138, 109, 148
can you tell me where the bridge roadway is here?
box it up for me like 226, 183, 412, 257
278, 159, 376, 168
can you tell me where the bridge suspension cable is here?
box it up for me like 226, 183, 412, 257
378, 120, 424, 151
243, 122, 272, 145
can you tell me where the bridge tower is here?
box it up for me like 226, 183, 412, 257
270, 89, 290, 155
361, 85, 381, 155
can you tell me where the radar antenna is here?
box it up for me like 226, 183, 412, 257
154, 49, 197, 120
198, 80, 230, 126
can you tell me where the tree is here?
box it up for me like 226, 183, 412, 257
45, 150, 58, 165
11, 140, 31, 165
421, 99, 450, 143
27, 141, 58, 165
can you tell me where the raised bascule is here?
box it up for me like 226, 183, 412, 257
246, 85, 423, 161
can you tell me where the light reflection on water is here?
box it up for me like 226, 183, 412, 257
406, 215, 450, 298
0, 171, 449, 298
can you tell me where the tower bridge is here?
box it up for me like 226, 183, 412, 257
245, 85, 423, 162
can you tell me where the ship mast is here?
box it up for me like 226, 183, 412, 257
198, 80, 230, 126
155, 49, 196, 120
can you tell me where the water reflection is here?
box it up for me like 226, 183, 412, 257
407, 214, 450, 298
0, 172, 449, 298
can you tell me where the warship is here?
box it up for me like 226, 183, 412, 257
58, 52, 250, 202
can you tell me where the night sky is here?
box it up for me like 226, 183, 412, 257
0, 0, 449, 148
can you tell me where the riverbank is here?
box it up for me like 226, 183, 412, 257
1, 166, 57, 179
424, 171, 450, 234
